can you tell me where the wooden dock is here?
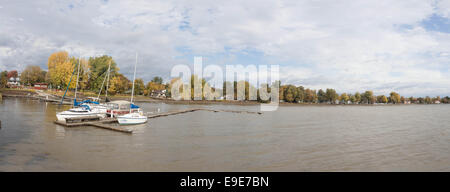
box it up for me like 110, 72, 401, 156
54, 117, 132, 133
146, 108, 262, 118
53, 108, 261, 134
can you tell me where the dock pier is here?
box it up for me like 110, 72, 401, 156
54, 108, 261, 134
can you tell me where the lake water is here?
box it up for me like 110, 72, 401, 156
0, 98, 449, 171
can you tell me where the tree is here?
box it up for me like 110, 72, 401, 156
108, 74, 130, 95
47, 51, 76, 89
283, 85, 298, 102
325, 88, 338, 103
304, 89, 317, 103
0, 71, 8, 88
425, 96, 432, 104
340, 93, 349, 103
295, 86, 305, 103
7, 70, 18, 79
88, 55, 118, 91
145, 81, 165, 96
133, 78, 145, 95
362, 91, 375, 104
377, 95, 388, 103
354, 92, 361, 104
390, 92, 401, 104
20, 65, 46, 86
317, 89, 326, 103
151, 76, 163, 84
349, 95, 356, 104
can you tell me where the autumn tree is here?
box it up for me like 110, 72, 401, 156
304, 88, 317, 103
325, 88, 338, 103
340, 93, 349, 103
362, 91, 375, 104
377, 95, 388, 103
47, 51, 76, 89
20, 65, 46, 86
145, 81, 165, 96
283, 85, 298, 102
390, 92, 401, 104
108, 74, 130, 95
354, 92, 361, 104
0, 71, 8, 88
7, 70, 18, 79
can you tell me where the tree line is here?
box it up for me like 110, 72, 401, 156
1, 50, 449, 104
279, 85, 449, 104
0, 51, 167, 96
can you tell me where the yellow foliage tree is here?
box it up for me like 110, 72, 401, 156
47, 51, 76, 89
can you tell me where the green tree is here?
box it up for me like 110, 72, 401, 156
88, 55, 118, 91
325, 88, 338, 103
151, 76, 163, 84
133, 78, 145, 95
295, 86, 305, 103
317, 89, 326, 103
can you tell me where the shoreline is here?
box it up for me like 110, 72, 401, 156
1, 89, 447, 106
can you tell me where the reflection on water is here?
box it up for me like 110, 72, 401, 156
0, 98, 449, 171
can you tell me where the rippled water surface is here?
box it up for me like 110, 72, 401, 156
0, 98, 449, 171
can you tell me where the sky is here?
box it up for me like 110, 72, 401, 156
0, 0, 449, 97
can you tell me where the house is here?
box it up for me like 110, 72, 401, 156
403, 100, 411, 104
150, 89, 167, 98
33, 83, 48, 90
6, 77, 20, 88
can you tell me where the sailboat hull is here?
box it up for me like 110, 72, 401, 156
56, 112, 106, 122
117, 113, 148, 125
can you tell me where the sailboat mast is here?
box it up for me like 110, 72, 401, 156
74, 57, 81, 106
105, 60, 111, 99
130, 53, 137, 113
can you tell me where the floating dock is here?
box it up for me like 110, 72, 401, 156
54, 117, 132, 134
54, 108, 261, 134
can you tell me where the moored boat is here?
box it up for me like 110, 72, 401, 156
117, 111, 148, 125
117, 53, 148, 125
56, 105, 106, 122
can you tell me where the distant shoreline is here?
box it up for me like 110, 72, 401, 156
1, 89, 447, 106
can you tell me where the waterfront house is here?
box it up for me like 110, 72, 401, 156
7, 77, 20, 88
150, 89, 167, 98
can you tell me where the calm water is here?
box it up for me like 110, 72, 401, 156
0, 98, 449, 171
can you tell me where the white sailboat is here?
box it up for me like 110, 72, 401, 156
117, 53, 148, 125
56, 57, 107, 122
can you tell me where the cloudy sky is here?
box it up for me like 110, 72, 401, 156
0, 0, 449, 96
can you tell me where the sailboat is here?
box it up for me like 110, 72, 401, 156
56, 57, 107, 122
75, 60, 112, 114
117, 53, 148, 125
